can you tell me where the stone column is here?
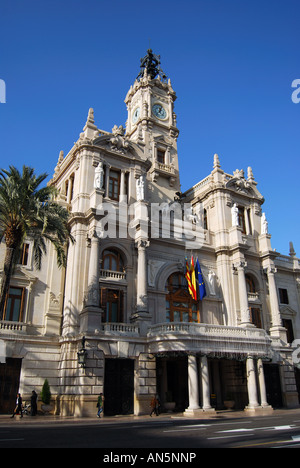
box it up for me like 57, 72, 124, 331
257, 358, 271, 408
105, 164, 110, 198
266, 266, 287, 341
235, 261, 252, 326
86, 231, 100, 307
245, 356, 259, 410
201, 355, 214, 411
131, 239, 151, 335
80, 231, 102, 333
62, 225, 83, 336
135, 239, 149, 312
187, 355, 200, 411
119, 170, 127, 203
267, 266, 281, 327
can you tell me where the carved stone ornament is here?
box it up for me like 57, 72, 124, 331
226, 169, 254, 195
148, 259, 165, 287
109, 125, 130, 153
49, 292, 62, 309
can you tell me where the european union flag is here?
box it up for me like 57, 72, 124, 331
195, 258, 206, 300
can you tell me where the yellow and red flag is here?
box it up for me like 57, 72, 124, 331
185, 258, 193, 298
185, 257, 197, 300
190, 256, 197, 300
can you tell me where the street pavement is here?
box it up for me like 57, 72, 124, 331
1, 408, 300, 450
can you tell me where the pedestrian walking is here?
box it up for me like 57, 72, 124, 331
31, 390, 38, 416
11, 393, 23, 418
97, 393, 105, 418
150, 394, 160, 416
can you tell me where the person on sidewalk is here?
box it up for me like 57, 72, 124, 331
11, 393, 23, 418
150, 394, 160, 417
97, 393, 105, 418
30, 390, 38, 416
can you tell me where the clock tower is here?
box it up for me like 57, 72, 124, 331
125, 49, 181, 200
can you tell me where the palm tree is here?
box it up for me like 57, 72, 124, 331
0, 165, 74, 318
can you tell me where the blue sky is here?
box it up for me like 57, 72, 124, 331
0, 0, 299, 255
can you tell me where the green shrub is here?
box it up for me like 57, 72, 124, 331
40, 379, 51, 405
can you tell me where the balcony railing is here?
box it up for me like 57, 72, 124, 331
100, 322, 139, 336
0, 320, 27, 333
147, 322, 272, 359
247, 292, 260, 302
99, 269, 126, 281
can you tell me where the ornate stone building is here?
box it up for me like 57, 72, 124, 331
1, 50, 300, 416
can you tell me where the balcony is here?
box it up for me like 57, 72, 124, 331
100, 322, 139, 337
247, 292, 260, 302
99, 269, 126, 281
0, 320, 27, 334
147, 322, 272, 359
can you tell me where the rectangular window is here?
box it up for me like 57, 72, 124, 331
279, 288, 289, 304
3, 287, 25, 322
282, 319, 294, 343
250, 307, 262, 328
247, 209, 252, 235
157, 149, 165, 164
19, 243, 29, 266
109, 170, 120, 201
238, 206, 246, 234
101, 288, 123, 323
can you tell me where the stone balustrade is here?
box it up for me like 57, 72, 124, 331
147, 322, 272, 359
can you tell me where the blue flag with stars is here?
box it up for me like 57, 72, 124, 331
195, 258, 206, 300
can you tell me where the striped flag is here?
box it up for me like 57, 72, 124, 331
185, 258, 194, 299
190, 256, 197, 300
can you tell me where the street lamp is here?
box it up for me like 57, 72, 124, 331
77, 336, 87, 368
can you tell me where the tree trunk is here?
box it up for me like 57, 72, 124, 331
0, 247, 15, 318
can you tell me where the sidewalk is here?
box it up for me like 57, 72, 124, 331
1, 407, 299, 426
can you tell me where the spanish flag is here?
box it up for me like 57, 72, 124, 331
190, 256, 197, 301
185, 258, 194, 299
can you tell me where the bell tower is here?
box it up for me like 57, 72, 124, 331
125, 50, 181, 199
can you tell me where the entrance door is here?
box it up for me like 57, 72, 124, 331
264, 363, 283, 408
156, 356, 188, 411
104, 358, 134, 416
0, 358, 22, 414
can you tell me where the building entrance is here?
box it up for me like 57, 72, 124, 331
104, 358, 134, 416
0, 358, 22, 414
264, 363, 283, 408
156, 356, 188, 412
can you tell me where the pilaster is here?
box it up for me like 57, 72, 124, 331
266, 266, 287, 341
80, 231, 102, 333
233, 261, 253, 327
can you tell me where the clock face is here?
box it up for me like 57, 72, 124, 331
152, 103, 167, 120
132, 106, 140, 124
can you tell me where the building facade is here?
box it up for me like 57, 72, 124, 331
1, 50, 300, 416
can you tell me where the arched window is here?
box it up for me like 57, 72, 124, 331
246, 275, 256, 293
238, 206, 246, 234
245, 274, 262, 328
166, 273, 200, 323
102, 249, 124, 272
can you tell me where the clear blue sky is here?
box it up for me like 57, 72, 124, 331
0, 0, 299, 255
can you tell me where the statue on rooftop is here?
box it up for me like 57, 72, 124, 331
136, 49, 167, 81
